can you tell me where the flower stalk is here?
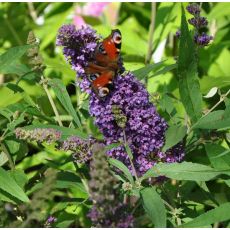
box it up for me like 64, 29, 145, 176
145, 2, 157, 84
40, 77, 63, 127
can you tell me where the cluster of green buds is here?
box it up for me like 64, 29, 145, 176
112, 105, 127, 129
27, 31, 46, 75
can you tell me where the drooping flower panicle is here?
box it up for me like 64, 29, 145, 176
59, 135, 96, 164
56, 25, 99, 93
57, 25, 185, 176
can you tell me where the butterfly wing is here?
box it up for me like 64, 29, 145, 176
91, 71, 115, 97
93, 29, 122, 69
85, 29, 122, 98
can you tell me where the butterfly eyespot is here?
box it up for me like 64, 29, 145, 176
98, 44, 106, 54
99, 87, 109, 97
89, 73, 99, 82
112, 30, 122, 44
114, 35, 121, 44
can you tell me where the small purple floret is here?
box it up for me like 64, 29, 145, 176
194, 32, 213, 46
186, 3, 201, 16
47, 216, 57, 223
188, 16, 208, 29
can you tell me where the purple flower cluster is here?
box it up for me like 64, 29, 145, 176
194, 32, 213, 46
187, 3, 213, 46
15, 127, 96, 164
15, 128, 61, 144
186, 3, 201, 15
188, 17, 208, 29
57, 25, 184, 176
176, 4, 213, 47
89, 72, 184, 175
56, 25, 99, 93
60, 136, 95, 164
44, 216, 57, 228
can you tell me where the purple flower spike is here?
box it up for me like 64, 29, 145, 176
186, 3, 201, 16
176, 4, 214, 47
57, 25, 185, 176
56, 25, 99, 92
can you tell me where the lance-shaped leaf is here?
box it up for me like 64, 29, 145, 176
140, 187, 166, 227
49, 78, 82, 129
177, 6, 202, 123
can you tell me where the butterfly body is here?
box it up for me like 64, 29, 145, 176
86, 29, 122, 98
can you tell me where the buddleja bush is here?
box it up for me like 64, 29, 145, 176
0, 3, 230, 228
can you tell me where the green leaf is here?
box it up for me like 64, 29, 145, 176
180, 202, 230, 227
7, 101, 54, 123
177, 6, 202, 123
9, 169, 28, 189
205, 144, 230, 169
162, 125, 187, 152
125, 144, 133, 160
149, 63, 177, 78
108, 158, 134, 185
0, 45, 32, 75
4, 137, 28, 162
193, 110, 230, 130
0, 152, 8, 166
132, 61, 165, 80
104, 142, 122, 151
56, 171, 87, 195
6, 112, 25, 132
0, 167, 29, 203
49, 79, 82, 129
141, 162, 230, 182
140, 187, 166, 227
159, 93, 174, 115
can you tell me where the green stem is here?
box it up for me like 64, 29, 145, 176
41, 76, 63, 127
145, 2, 156, 84
123, 130, 139, 181
4, 16, 23, 45
163, 199, 175, 212
189, 88, 230, 132
27, 2, 38, 22
204, 88, 230, 116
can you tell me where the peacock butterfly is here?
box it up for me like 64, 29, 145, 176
85, 29, 122, 98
